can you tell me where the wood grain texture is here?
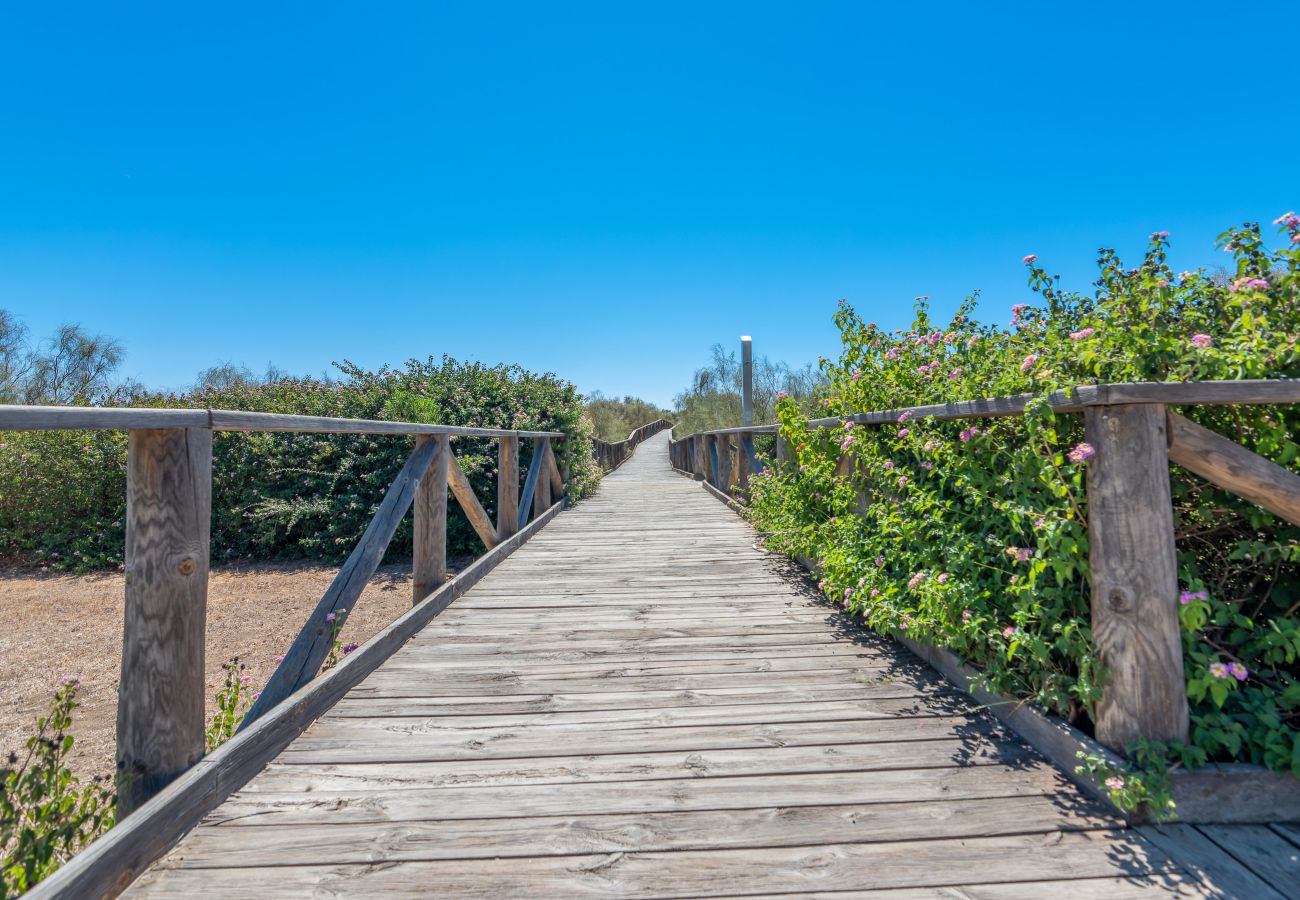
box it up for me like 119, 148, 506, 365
533, 437, 552, 517
239, 437, 442, 729
412, 435, 448, 604
1167, 410, 1300, 526
117, 428, 212, 817
446, 449, 497, 550
113, 432, 1254, 898
496, 435, 519, 542
517, 436, 546, 531
1085, 404, 1188, 749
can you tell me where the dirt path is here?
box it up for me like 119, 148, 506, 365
0, 562, 445, 783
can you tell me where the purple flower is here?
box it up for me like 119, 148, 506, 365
870, 588, 880, 597
1227, 661, 1248, 682
1179, 590, 1206, 605
1190, 333, 1213, 348
875, 556, 885, 567
325, 612, 337, 623
342, 642, 360, 655
959, 429, 972, 442
240, 674, 252, 686
851, 368, 862, 383
1067, 442, 1096, 463
897, 410, 913, 423
1003, 625, 1017, 638
883, 460, 894, 470
936, 572, 948, 584
962, 609, 973, 621
897, 475, 908, 488
897, 428, 910, 438
59, 674, 82, 686
1209, 662, 1230, 679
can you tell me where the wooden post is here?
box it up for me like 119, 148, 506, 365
1085, 404, 1188, 751
497, 435, 520, 542
692, 437, 706, 481
117, 427, 212, 817
412, 435, 448, 605
716, 435, 733, 492
707, 435, 722, 489
776, 433, 788, 467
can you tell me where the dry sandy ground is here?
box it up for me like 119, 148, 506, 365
0, 562, 443, 783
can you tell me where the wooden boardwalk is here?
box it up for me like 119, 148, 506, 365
129, 432, 1296, 897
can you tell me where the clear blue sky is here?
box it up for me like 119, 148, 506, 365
2, 2, 1296, 408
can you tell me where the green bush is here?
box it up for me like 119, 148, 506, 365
747, 216, 1300, 792
0, 356, 600, 570
585, 393, 671, 442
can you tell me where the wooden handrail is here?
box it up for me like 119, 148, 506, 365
671, 379, 1300, 439
0, 403, 573, 817
669, 378, 1300, 761
0, 404, 564, 437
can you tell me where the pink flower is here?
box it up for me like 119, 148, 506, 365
1273, 211, 1297, 226
852, 368, 862, 382
1069, 327, 1095, 340
907, 571, 927, 589
947, 367, 963, 379
1190, 333, 1212, 348
1105, 776, 1125, 791
1226, 662, 1248, 681
897, 428, 910, 438
959, 429, 972, 442
870, 589, 880, 597
275, 654, 286, 663
1209, 662, 1230, 679
1003, 625, 1017, 638
921, 461, 933, 470
1150, 231, 1169, 240
936, 572, 948, 584
1022, 254, 1038, 265
817, 580, 828, 591
962, 609, 973, 621
1067, 442, 1096, 463
966, 335, 979, 348
885, 347, 899, 360
240, 675, 252, 686
776, 390, 788, 400
841, 435, 855, 450
883, 460, 894, 470
875, 556, 885, 567
1019, 353, 1038, 373
897, 475, 908, 488
923, 440, 935, 452
897, 410, 913, 423
1179, 590, 1206, 605
1034, 517, 1046, 528
59, 674, 82, 686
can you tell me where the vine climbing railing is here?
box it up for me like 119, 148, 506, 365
670, 379, 1300, 765
591, 418, 673, 471
0, 404, 567, 820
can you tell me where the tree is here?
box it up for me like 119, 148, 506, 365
0, 311, 125, 405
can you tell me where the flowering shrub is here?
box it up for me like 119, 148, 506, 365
747, 217, 1300, 793
206, 658, 256, 751
0, 356, 600, 571
1, 677, 114, 896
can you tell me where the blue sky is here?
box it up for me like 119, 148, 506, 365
2, 2, 1297, 408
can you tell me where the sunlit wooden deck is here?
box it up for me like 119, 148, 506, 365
127, 432, 1296, 897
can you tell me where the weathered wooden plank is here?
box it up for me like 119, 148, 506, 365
274, 715, 1002, 763
207, 764, 1070, 825
151, 794, 1115, 868
117, 427, 212, 817
446, 448, 496, 550
1084, 404, 1188, 749
131, 831, 1180, 897
1138, 824, 1288, 900
0, 405, 210, 431
1167, 410, 1300, 526
411, 435, 448, 604
240, 436, 442, 728
1197, 825, 1300, 899
208, 408, 563, 437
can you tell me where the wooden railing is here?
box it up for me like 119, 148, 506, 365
0, 405, 567, 817
591, 418, 673, 471
669, 379, 1300, 758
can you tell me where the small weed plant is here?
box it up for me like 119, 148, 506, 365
1, 677, 114, 898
